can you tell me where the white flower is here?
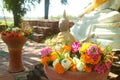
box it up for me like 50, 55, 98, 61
53, 59, 59, 68
61, 58, 72, 71
54, 44, 62, 51
76, 61, 84, 72
73, 57, 80, 63
73, 57, 84, 71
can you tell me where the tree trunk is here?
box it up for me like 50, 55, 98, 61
13, 11, 21, 28
44, 0, 50, 19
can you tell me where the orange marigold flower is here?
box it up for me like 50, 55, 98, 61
24, 30, 29, 34
6, 33, 11, 37
82, 53, 101, 65
54, 62, 65, 74
62, 45, 71, 53
93, 55, 101, 64
18, 33, 23, 37
67, 57, 77, 72
1, 31, 7, 35
70, 63, 77, 72
41, 56, 51, 66
84, 65, 92, 72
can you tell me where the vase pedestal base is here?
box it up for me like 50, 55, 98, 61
1, 35, 27, 73
8, 48, 25, 73
8, 67, 25, 73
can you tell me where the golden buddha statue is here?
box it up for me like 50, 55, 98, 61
56, 10, 75, 45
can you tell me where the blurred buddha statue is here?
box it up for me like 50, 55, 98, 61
70, 0, 120, 41
56, 10, 75, 45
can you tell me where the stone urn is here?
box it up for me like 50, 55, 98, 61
1, 35, 27, 72
44, 66, 109, 80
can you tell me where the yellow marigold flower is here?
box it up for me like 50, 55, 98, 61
80, 43, 92, 54
50, 52, 58, 61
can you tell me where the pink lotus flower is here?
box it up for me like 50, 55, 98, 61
94, 62, 112, 74
71, 41, 80, 53
87, 44, 101, 59
40, 47, 52, 57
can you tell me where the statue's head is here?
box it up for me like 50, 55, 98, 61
58, 10, 69, 32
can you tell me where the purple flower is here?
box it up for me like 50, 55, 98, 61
71, 41, 80, 53
94, 62, 112, 74
40, 47, 52, 57
87, 44, 101, 59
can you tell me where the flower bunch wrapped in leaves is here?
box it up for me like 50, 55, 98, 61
1, 27, 32, 38
40, 41, 113, 74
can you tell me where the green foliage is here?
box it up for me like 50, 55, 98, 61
0, 21, 13, 27
50, 15, 76, 20
0, 21, 14, 30
50, 15, 63, 20
61, 0, 68, 5
2, 0, 41, 27
103, 44, 112, 55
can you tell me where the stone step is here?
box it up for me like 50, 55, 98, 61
31, 26, 58, 42
33, 26, 53, 35
111, 51, 120, 75
31, 33, 44, 43
108, 72, 119, 80
111, 62, 120, 74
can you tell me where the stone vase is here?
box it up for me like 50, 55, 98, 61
44, 66, 109, 80
1, 35, 27, 72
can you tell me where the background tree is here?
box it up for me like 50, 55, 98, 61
2, 0, 41, 27
44, 0, 68, 19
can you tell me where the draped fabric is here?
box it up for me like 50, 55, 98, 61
70, 0, 120, 41
93, 0, 108, 8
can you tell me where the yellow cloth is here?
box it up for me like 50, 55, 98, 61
83, 0, 108, 14
93, 0, 108, 8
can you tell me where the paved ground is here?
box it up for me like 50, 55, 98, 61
0, 36, 120, 80
0, 37, 46, 80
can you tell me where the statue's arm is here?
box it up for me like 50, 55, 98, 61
83, 4, 95, 14
78, 3, 95, 18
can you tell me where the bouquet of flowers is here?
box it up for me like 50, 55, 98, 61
1, 26, 32, 38
40, 41, 113, 74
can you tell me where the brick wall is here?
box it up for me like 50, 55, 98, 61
22, 20, 74, 34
